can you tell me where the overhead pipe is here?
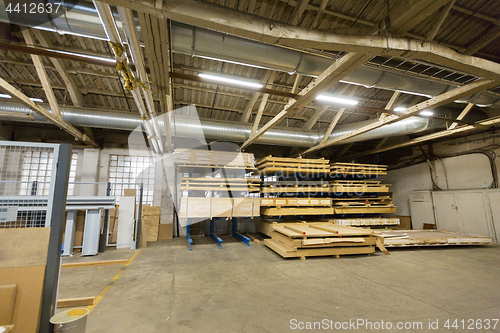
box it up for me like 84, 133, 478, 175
0, 101, 461, 147
116, 6, 164, 149
92, 0, 162, 153
1, 0, 499, 108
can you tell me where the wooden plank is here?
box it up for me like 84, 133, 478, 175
61, 259, 129, 268
256, 156, 329, 165
264, 239, 375, 258
0, 325, 14, 333
245, 233, 261, 245
261, 197, 332, 207
179, 197, 260, 218
261, 206, 336, 216
0, 285, 17, 325
376, 230, 494, 246
375, 238, 391, 255
57, 297, 95, 308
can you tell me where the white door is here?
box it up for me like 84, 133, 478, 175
455, 191, 492, 237
433, 192, 460, 232
409, 191, 435, 229
486, 190, 500, 242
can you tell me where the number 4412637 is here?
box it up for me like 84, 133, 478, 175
5, 2, 62, 14
444, 319, 498, 330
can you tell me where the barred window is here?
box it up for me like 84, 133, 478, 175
19, 151, 78, 196
108, 155, 156, 204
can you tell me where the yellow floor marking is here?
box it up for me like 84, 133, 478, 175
87, 250, 140, 313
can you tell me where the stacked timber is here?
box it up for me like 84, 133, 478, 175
263, 221, 389, 259
173, 148, 256, 170
375, 230, 493, 247
175, 149, 260, 220
330, 162, 387, 177
256, 156, 329, 176
257, 157, 398, 231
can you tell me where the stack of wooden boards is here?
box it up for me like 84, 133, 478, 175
262, 221, 389, 259
258, 156, 396, 219
256, 156, 329, 176
173, 148, 256, 170
176, 149, 261, 219
376, 230, 494, 246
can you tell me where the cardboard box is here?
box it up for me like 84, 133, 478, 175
123, 189, 137, 197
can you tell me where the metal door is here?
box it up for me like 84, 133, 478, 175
455, 191, 492, 237
409, 191, 435, 229
486, 190, 500, 242
432, 192, 460, 232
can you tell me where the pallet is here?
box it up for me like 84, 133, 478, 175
261, 206, 336, 216
376, 230, 494, 247
263, 222, 388, 259
178, 197, 260, 218
260, 197, 332, 207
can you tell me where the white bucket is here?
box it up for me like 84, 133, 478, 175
50, 308, 89, 333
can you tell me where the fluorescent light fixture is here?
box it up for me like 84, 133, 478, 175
316, 95, 358, 105
198, 73, 263, 88
29, 98, 43, 103
393, 107, 406, 112
420, 110, 434, 116
0, 94, 11, 99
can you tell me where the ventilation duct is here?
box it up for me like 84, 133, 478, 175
1, 0, 499, 108
0, 101, 456, 147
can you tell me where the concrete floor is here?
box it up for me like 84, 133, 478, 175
59, 238, 500, 332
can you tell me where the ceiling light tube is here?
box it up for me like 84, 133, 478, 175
29, 98, 43, 103
198, 73, 263, 88
0, 94, 12, 99
420, 110, 434, 116
393, 107, 406, 112
316, 95, 358, 105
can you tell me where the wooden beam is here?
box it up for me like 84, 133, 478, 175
252, 71, 276, 134
449, 103, 474, 130
21, 29, 61, 119
320, 86, 357, 143
301, 78, 499, 155
240, 71, 272, 122
464, 26, 500, 56
0, 76, 97, 147
32, 30, 85, 107
291, 74, 302, 94
241, 53, 371, 149
426, 0, 456, 42
291, 0, 309, 25
346, 115, 500, 159
303, 105, 328, 129
390, 0, 450, 36
170, 72, 296, 98
311, 0, 328, 29
379, 91, 400, 121
57, 297, 95, 308
336, 142, 354, 158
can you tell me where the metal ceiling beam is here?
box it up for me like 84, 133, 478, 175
345, 115, 500, 159
0, 77, 97, 146
301, 78, 499, 155
32, 30, 85, 107
240, 53, 371, 149
97, 0, 500, 80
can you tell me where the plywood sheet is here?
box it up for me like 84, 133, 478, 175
142, 215, 160, 242
0, 285, 17, 325
179, 198, 260, 218
117, 196, 136, 250
158, 223, 173, 240
0, 228, 50, 269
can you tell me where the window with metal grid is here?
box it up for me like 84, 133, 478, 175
108, 155, 156, 204
19, 151, 78, 196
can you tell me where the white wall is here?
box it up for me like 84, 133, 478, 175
384, 152, 497, 216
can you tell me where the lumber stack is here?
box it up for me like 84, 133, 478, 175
375, 230, 494, 247
330, 162, 387, 177
256, 156, 329, 176
263, 221, 389, 259
332, 217, 400, 227
175, 149, 260, 220
173, 148, 256, 169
